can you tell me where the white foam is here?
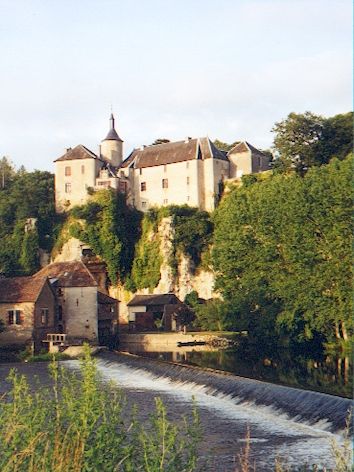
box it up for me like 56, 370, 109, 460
64, 359, 350, 469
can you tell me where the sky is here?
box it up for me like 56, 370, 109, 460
0, 0, 352, 171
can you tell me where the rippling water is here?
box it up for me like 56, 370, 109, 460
65, 351, 351, 471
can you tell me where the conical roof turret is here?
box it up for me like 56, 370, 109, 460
103, 113, 123, 142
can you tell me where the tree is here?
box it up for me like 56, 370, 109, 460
212, 155, 353, 344
152, 138, 170, 145
272, 112, 325, 174
272, 111, 353, 175
0, 156, 16, 189
213, 139, 240, 152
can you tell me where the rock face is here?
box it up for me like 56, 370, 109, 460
117, 217, 215, 326
52, 218, 216, 326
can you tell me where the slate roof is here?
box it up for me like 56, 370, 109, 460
35, 261, 97, 288
103, 128, 123, 142
0, 276, 48, 303
97, 291, 119, 304
54, 145, 102, 163
127, 293, 182, 307
228, 141, 265, 156
120, 137, 228, 169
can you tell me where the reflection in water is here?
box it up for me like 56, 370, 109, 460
119, 342, 352, 398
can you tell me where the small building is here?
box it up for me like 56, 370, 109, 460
126, 293, 185, 332
97, 291, 119, 346
0, 276, 56, 351
35, 261, 119, 344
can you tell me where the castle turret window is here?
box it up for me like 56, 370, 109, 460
65, 183, 72, 193
141, 182, 146, 191
162, 179, 168, 189
65, 166, 71, 176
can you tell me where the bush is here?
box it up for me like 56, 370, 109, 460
0, 347, 201, 471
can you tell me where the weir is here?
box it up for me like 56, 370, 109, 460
98, 351, 352, 433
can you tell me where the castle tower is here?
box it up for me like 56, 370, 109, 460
100, 113, 123, 166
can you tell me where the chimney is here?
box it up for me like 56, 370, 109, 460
66, 147, 72, 153
184, 137, 192, 143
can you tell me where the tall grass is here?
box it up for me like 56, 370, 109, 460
0, 347, 201, 472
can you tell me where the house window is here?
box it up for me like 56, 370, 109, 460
186, 162, 189, 169
187, 196, 190, 201
162, 178, 168, 189
139, 168, 143, 175
163, 199, 168, 205
8, 310, 22, 325
65, 183, 71, 193
164, 164, 167, 172
65, 166, 71, 176
41, 308, 49, 325
141, 182, 146, 191
81, 165, 85, 174
186, 176, 190, 185
141, 201, 147, 208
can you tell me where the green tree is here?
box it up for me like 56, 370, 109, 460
272, 111, 325, 174
213, 139, 240, 152
212, 155, 353, 344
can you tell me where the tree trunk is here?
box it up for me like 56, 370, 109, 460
340, 321, 348, 341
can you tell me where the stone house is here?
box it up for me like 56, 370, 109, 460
0, 276, 56, 351
54, 115, 269, 213
35, 261, 118, 344
126, 293, 184, 332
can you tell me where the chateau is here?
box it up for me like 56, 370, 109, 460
55, 115, 269, 213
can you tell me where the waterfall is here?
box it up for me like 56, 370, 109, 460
97, 351, 352, 433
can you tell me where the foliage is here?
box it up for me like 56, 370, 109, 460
70, 190, 141, 284
212, 155, 353, 344
131, 211, 162, 290
194, 299, 236, 331
0, 348, 200, 472
213, 139, 240, 152
272, 111, 353, 174
0, 163, 56, 276
165, 205, 213, 270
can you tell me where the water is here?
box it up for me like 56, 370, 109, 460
66, 351, 352, 471
119, 342, 352, 398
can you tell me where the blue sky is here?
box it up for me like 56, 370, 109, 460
0, 0, 352, 171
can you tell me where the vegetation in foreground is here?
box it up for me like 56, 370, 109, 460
0, 348, 201, 472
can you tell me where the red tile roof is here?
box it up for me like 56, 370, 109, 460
34, 261, 97, 287
0, 276, 48, 303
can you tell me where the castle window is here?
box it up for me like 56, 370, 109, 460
65, 183, 71, 193
164, 165, 167, 172
139, 168, 143, 175
162, 178, 168, 189
119, 181, 127, 193
81, 165, 85, 174
8, 310, 22, 325
187, 196, 190, 201
65, 166, 71, 176
186, 176, 190, 185
141, 182, 146, 192
141, 201, 147, 208
41, 308, 49, 325
163, 199, 168, 205
186, 162, 189, 169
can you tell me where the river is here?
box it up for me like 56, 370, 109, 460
0, 348, 351, 471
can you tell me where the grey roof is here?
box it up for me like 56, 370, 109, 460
54, 145, 102, 163
120, 137, 228, 169
127, 293, 182, 307
104, 128, 123, 141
